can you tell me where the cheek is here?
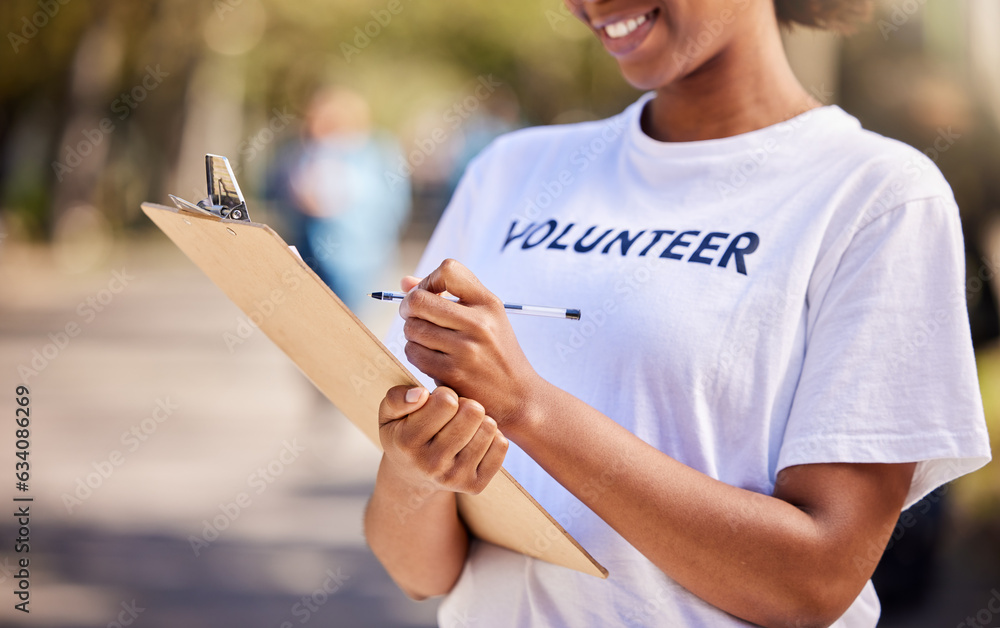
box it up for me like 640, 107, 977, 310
613, 27, 685, 90
563, 0, 588, 24
619, 7, 739, 90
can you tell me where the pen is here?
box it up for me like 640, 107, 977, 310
368, 291, 581, 321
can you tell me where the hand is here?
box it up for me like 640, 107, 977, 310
398, 259, 544, 432
378, 384, 508, 495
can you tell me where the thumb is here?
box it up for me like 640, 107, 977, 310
400, 275, 422, 292
379, 385, 428, 427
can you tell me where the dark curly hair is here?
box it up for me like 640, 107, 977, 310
774, 0, 874, 33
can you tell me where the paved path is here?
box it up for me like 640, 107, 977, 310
0, 235, 438, 627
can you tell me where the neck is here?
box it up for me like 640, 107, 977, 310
642, 11, 820, 142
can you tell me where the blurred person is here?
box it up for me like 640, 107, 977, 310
364, 2, 993, 628
268, 86, 410, 311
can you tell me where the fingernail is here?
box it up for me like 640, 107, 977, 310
405, 387, 423, 403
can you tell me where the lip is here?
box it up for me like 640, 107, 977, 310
592, 8, 659, 58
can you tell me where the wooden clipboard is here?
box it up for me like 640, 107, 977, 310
141, 201, 607, 579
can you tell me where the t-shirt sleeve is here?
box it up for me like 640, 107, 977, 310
777, 196, 992, 509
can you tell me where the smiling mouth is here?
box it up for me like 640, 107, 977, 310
595, 9, 659, 56
602, 10, 655, 38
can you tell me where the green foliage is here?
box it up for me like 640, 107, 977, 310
0, 0, 640, 236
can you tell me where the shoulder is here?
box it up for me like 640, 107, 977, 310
803, 116, 966, 298
811, 109, 957, 219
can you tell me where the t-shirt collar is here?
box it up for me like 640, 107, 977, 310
623, 91, 860, 159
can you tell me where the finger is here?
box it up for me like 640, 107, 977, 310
404, 340, 457, 386
475, 432, 509, 485
429, 398, 487, 459
418, 259, 500, 308
397, 386, 462, 446
379, 385, 429, 427
402, 274, 455, 299
403, 316, 463, 354
399, 287, 471, 331
400, 275, 422, 292
455, 415, 499, 471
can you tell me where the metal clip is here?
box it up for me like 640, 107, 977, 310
169, 154, 251, 222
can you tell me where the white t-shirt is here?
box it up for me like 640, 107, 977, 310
384, 93, 992, 627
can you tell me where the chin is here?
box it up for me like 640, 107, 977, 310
619, 71, 665, 91
616, 61, 677, 92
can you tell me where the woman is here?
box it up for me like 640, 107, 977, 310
364, 1, 992, 626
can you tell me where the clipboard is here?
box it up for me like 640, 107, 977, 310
141, 156, 607, 579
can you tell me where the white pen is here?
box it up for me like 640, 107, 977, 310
368, 291, 581, 321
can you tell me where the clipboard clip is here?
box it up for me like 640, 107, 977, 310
169, 154, 251, 222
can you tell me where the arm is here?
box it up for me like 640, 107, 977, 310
512, 381, 914, 627
398, 259, 916, 627
364, 384, 508, 600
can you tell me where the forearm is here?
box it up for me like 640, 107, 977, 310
394, 260, 914, 625
509, 381, 875, 627
364, 456, 470, 600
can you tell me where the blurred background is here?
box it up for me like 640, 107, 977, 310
0, 0, 998, 626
